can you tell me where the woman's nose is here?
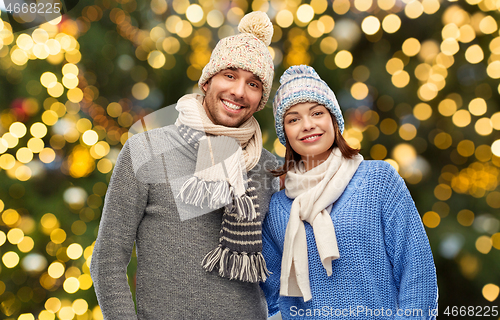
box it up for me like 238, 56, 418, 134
301, 116, 315, 130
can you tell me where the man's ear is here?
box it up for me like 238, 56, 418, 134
202, 80, 209, 92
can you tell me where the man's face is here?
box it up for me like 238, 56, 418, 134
202, 68, 263, 128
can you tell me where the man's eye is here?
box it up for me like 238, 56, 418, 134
226, 74, 234, 79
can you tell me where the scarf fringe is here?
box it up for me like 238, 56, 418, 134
230, 193, 257, 221
201, 246, 270, 283
174, 123, 266, 285
177, 176, 231, 209
178, 177, 257, 221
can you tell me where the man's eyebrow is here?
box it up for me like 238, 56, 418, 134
250, 74, 262, 83
224, 67, 262, 83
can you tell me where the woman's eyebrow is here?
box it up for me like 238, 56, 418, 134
284, 111, 298, 117
285, 104, 322, 117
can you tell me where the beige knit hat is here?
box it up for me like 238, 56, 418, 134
198, 11, 274, 111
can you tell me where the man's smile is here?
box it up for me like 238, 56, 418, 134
222, 99, 245, 112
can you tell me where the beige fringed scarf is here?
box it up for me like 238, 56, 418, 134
174, 93, 269, 283
281, 148, 363, 301
175, 93, 262, 219
175, 93, 262, 171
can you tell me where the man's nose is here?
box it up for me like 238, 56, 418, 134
230, 79, 246, 98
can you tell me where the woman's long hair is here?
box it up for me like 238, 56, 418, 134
271, 113, 360, 177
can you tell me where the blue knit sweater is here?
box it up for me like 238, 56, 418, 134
260, 160, 438, 320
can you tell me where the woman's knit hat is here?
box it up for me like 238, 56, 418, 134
273, 65, 345, 145
198, 11, 274, 111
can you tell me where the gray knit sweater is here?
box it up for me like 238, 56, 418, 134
90, 124, 279, 320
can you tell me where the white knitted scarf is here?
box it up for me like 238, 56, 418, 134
174, 93, 270, 283
175, 93, 262, 172
174, 93, 263, 219
281, 148, 363, 301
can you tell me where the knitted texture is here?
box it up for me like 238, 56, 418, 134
175, 93, 262, 172
173, 94, 269, 281
280, 148, 363, 301
273, 65, 344, 145
175, 125, 269, 282
91, 123, 279, 319
260, 161, 438, 320
198, 11, 274, 111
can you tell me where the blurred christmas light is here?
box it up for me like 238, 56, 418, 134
186, 4, 204, 23
207, 10, 225, 28
482, 284, 500, 302
131, 82, 150, 100
423, 211, 440, 228
2, 251, 20, 268
405, 0, 424, 19
18, 236, 34, 253
63, 277, 80, 294
296, 4, 314, 23
67, 244, 83, 260
402, 38, 420, 56
370, 144, 387, 160
63, 187, 87, 209
361, 16, 380, 35
392, 70, 410, 88
465, 44, 484, 64
382, 14, 401, 33
21, 253, 47, 273
7, 228, 24, 244
351, 82, 369, 100
18, 313, 35, 320
354, 0, 373, 12
476, 235, 493, 254
335, 50, 353, 68
276, 10, 294, 28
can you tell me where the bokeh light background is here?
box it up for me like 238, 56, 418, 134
1, 0, 500, 319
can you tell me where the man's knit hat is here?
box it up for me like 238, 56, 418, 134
273, 65, 345, 145
198, 11, 274, 111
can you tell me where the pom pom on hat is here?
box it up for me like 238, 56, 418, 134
238, 11, 273, 47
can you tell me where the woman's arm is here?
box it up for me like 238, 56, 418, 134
260, 210, 283, 318
383, 166, 438, 320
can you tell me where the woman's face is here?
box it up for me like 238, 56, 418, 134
283, 102, 335, 166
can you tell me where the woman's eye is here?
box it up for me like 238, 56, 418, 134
313, 112, 323, 116
288, 118, 298, 124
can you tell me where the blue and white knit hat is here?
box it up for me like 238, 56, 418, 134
273, 65, 345, 145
